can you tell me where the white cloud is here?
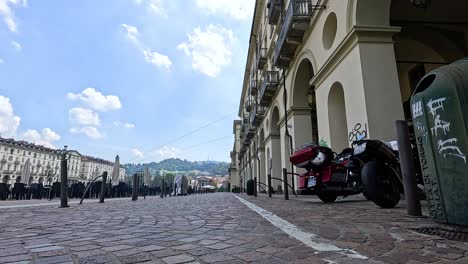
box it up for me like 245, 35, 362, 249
195, 0, 254, 20
113, 121, 135, 129
22, 128, 61, 148
67, 88, 122, 112
157, 146, 180, 159
131, 148, 144, 158
41, 128, 61, 142
0, 95, 20, 137
178, 24, 235, 77
121, 24, 172, 71
121, 23, 140, 47
143, 49, 172, 71
69, 107, 100, 126
134, 0, 166, 17
70, 126, 104, 140
0, 0, 27, 32
10, 40, 21, 51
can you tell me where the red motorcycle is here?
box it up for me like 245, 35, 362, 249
291, 140, 405, 208
290, 143, 363, 203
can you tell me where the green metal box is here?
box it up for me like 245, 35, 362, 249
411, 59, 468, 226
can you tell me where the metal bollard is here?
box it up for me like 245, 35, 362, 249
160, 179, 164, 198
291, 168, 295, 192
283, 168, 289, 200
60, 152, 68, 208
267, 174, 272, 198
164, 181, 167, 197
169, 182, 172, 197
132, 174, 138, 201
395, 120, 422, 217
99, 172, 108, 203
254, 177, 257, 197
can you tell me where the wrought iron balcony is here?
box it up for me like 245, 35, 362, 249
273, 0, 315, 69
256, 47, 268, 69
250, 104, 266, 127
250, 79, 258, 96
246, 124, 256, 140
259, 71, 280, 107
246, 100, 252, 112
268, 0, 282, 25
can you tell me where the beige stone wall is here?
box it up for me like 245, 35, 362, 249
236, 0, 468, 191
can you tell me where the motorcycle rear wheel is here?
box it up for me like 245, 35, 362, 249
362, 161, 400, 208
317, 193, 338, 203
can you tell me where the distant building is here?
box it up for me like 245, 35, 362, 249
0, 137, 125, 185
68, 150, 82, 182
0, 137, 61, 185
79, 156, 114, 182
195, 176, 212, 190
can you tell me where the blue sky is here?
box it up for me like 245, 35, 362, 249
0, 0, 254, 163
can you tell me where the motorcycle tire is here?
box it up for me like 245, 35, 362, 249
361, 160, 400, 208
317, 193, 338, 203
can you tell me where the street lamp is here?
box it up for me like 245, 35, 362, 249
409, 0, 431, 8
306, 85, 318, 143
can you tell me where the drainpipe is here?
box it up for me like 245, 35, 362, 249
279, 1, 295, 193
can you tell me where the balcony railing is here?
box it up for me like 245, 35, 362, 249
259, 71, 280, 107
250, 104, 266, 127
268, 0, 282, 25
246, 124, 256, 140
246, 100, 252, 112
273, 0, 315, 69
250, 79, 258, 96
256, 47, 268, 69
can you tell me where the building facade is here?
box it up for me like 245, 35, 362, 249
228, 120, 242, 191
231, 0, 468, 192
80, 156, 114, 182
0, 137, 126, 185
0, 138, 61, 185
68, 150, 82, 182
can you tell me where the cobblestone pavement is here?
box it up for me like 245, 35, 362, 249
0, 193, 467, 264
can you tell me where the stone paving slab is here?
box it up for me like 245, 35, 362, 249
0, 193, 467, 263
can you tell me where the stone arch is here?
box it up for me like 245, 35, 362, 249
269, 107, 282, 191
328, 82, 349, 150
390, 0, 468, 119
257, 128, 266, 191
251, 140, 257, 181
292, 59, 314, 108
346, 0, 391, 31
290, 58, 319, 145
2, 175, 9, 184
289, 49, 318, 103
270, 107, 280, 136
